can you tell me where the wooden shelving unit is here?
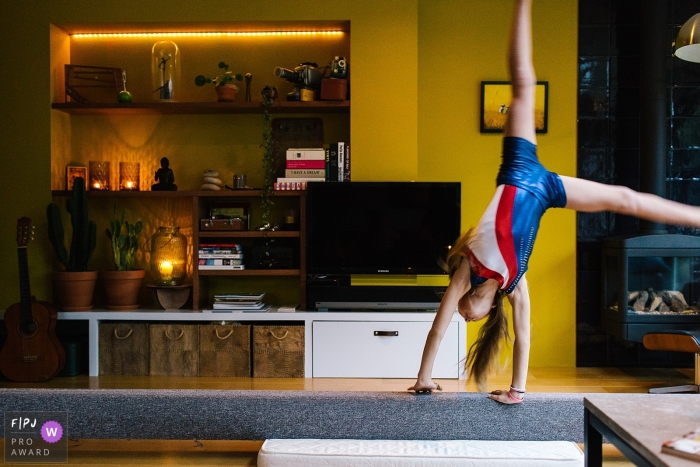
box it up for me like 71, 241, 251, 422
51, 189, 308, 310
51, 100, 350, 115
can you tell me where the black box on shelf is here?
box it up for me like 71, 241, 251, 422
250, 246, 294, 269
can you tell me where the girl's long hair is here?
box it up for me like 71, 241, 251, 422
447, 230, 511, 391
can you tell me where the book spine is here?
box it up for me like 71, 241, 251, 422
286, 149, 326, 160
198, 253, 244, 259
344, 144, 351, 181
274, 182, 307, 191
198, 243, 242, 248
285, 160, 326, 169
325, 147, 330, 180
198, 248, 243, 254
337, 142, 345, 182
198, 265, 246, 270
285, 169, 325, 178
329, 142, 338, 182
198, 259, 244, 266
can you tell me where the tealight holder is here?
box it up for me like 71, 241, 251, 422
88, 161, 110, 191
119, 162, 140, 191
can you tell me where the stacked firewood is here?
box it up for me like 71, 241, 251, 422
627, 289, 694, 313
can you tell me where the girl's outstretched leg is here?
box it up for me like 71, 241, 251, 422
504, 0, 536, 144
561, 175, 700, 229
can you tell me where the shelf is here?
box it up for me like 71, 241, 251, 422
197, 269, 301, 276
51, 189, 306, 198
199, 231, 300, 238
51, 100, 350, 115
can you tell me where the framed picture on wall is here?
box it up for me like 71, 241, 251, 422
480, 81, 549, 133
66, 166, 87, 191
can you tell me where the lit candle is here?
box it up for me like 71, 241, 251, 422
93, 182, 102, 190
125, 181, 135, 189
159, 261, 173, 281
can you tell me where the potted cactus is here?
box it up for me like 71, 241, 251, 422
101, 207, 145, 310
47, 176, 98, 311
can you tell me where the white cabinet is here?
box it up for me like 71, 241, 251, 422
56, 310, 466, 378
312, 321, 461, 378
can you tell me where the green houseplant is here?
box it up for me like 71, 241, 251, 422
195, 62, 243, 102
101, 207, 145, 310
47, 176, 98, 311
259, 85, 278, 224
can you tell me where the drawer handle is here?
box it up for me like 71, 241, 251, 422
114, 328, 133, 340
374, 331, 399, 337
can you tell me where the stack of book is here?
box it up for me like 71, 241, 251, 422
198, 243, 245, 270
274, 143, 350, 190
212, 292, 269, 312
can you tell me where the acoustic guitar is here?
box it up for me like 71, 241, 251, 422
0, 217, 65, 382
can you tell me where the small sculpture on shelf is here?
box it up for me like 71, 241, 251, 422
152, 157, 177, 191
201, 169, 223, 191
245, 73, 253, 102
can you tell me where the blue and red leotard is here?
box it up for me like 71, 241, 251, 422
466, 136, 567, 294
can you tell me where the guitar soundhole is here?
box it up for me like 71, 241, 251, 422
16, 318, 38, 338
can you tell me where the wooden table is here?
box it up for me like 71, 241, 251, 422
585, 394, 700, 466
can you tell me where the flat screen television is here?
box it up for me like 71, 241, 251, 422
306, 182, 461, 275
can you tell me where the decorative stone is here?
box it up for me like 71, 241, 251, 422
203, 176, 223, 186
203, 170, 219, 178
200, 183, 221, 191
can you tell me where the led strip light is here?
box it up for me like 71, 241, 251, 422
73, 31, 344, 38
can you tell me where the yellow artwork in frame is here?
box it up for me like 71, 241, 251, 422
480, 81, 549, 133
66, 166, 87, 191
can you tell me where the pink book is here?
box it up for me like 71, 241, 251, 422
286, 160, 326, 169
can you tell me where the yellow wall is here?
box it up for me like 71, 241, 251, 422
0, 0, 577, 367
418, 0, 578, 367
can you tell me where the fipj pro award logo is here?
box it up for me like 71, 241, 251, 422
5, 412, 67, 463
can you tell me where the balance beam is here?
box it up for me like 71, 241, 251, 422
0, 389, 585, 442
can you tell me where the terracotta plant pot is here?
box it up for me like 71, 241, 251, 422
101, 269, 145, 311
215, 84, 237, 102
52, 270, 98, 311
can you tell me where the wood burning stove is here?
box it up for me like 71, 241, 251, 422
602, 234, 700, 342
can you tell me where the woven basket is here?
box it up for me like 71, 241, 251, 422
99, 323, 149, 376
149, 324, 199, 376
253, 325, 304, 377
199, 324, 251, 377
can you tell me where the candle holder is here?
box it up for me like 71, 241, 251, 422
88, 161, 111, 191
119, 162, 140, 191
150, 226, 187, 285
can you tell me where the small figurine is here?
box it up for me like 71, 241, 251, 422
152, 157, 177, 191
245, 73, 252, 102
261, 85, 278, 105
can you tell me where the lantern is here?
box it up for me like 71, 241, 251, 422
150, 226, 187, 285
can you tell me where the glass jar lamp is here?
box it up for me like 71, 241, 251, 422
150, 226, 187, 285
151, 40, 180, 102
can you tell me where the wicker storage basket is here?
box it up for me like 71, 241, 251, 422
149, 324, 199, 376
253, 325, 304, 377
99, 323, 149, 376
199, 324, 251, 377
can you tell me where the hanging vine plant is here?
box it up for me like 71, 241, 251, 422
260, 86, 279, 225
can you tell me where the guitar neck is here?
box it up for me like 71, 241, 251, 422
17, 247, 32, 322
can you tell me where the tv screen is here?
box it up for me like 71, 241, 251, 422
306, 182, 461, 275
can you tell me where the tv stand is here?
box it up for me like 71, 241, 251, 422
54, 310, 466, 379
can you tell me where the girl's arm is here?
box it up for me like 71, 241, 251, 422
487, 276, 531, 404
409, 259, 470, 392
